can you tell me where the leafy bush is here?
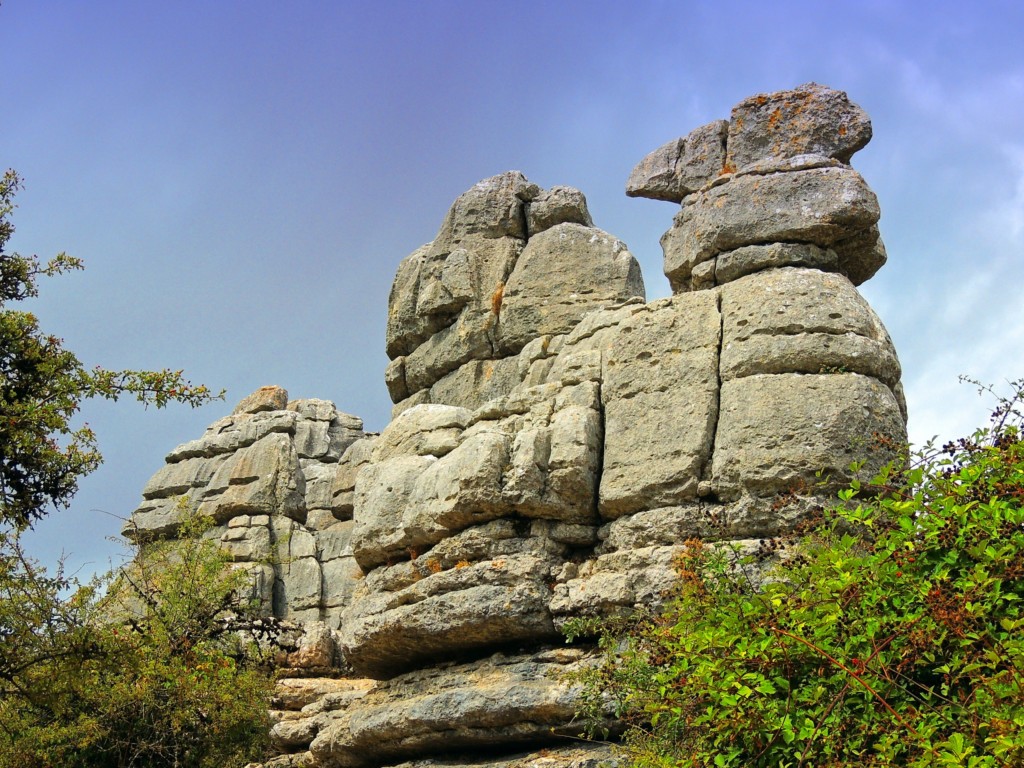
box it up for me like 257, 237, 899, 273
569, 379, 1024, 767
0, 509, 275, 768
0, 169, 221, 529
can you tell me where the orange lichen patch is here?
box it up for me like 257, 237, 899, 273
482, 361, 494, 381
490, 281, 504, 316
767, 107, 783, 129
838, 125, 848, 136
454, 560, 471, 569
425, 558, 442, 574
754, 95, 768, 106
719, 160, 737, 176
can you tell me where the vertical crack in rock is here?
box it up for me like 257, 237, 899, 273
699, 288, 725, 492
267, 516, 285, 618
592, 370, 606, 521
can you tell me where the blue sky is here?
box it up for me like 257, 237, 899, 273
4, 1, 1023, 575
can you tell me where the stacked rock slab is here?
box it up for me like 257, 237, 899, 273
127, 84, 907, 768
128, 385, 368, 627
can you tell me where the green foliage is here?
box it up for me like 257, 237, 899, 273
0, 169, 222, 529
0, 506, 274, 768
569, 380, 1024, 767
0, 170, 262, 766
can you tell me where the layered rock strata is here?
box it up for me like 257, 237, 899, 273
128, 386, 368, 625
384, 174, 646, 414
129, 83, 906, 768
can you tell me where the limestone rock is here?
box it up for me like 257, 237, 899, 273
726, 82, 872, 170
272, 678, 375, 712
712, 372, 906, 500
386, 172, 643, 406
330, 437, 377, 519
285, 621, 337, 669
432, 171, 539, 251
832, 223, 888, 285
388, 745, 618, 768
400, 429, 513, 538
498, 223, 645, 355
525, 185, 593, 235
198, 432, 306, 523
715, 242, 838, 286
220, 517, 272, 562
426, 356, 523, 411
626, 119, 728, 202
385, 244, 433, 359
234, 385, 290, 415
662, 165, 880, 292
371, 404, 471, 462
125, 83, 912, 768
141, 454, 228, 500
719, 268, 901, 388
302, 461, 338, 512
340, 554, 558, 677
123, 497, 189, 540
350, 455, 438, 570
166, 410, 299, 462
599, 294, 721, 518
309, 650, 592, 767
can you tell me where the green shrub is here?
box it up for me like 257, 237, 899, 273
0, 509, 275, 768
568, 379, 1024, 767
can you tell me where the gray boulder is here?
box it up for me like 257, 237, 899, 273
662, 164, 880, 292
498, 222, 644, 355
725, 82, 872, 170
626, 119, 728, 202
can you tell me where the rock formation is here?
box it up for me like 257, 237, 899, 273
127, 83, 906, 768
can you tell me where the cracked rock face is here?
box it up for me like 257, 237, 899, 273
127, 389, 368, 626
126, 84, 907, 768
384, 172, 646, 412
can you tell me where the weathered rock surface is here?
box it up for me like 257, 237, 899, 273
386, 172, 644, 412
309, 650, 594, 768
599, 293, 721, 518
498, 222, 644, 355
132, 84, 909, 768
632, 83, 885, 291
128, 389, 367, 623
662, 164, 880, 291
626, 119, 728, 202
712, 372, 904, 500
718, 268, 901, 388
725, 82, 872, 169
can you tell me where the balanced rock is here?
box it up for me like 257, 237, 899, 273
662, 162, 880, 291
630, 84, 886, 290
626, 119, 727, 202
725, 82, 872, 169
